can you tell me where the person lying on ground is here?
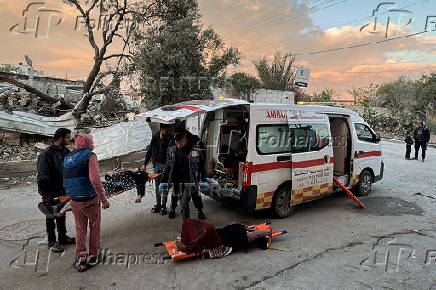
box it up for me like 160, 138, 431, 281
174, 219, 272, 259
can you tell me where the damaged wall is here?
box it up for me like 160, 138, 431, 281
0, 71, 84, 103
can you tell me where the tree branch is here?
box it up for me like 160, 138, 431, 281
103, 53, 132, 61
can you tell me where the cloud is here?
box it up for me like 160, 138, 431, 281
2, 0, 435, 95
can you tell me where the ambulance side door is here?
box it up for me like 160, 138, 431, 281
288, 113, 334, 205
352, 123, 382, 183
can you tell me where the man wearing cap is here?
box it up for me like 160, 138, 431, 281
160, 125, 206, 220
140, 124, 173, 214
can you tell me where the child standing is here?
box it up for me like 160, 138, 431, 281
404, 131, 414, 159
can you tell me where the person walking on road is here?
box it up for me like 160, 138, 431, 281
412, 121, 430, 162
160, 125, 206, 220
404, 131, 414, 160
37, 128, 75, 253
139, 124, 173, 215
63, 134, 110, 272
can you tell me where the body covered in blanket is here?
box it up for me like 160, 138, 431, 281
46, 169, 152, 217
103, 169, 150, 197
175, 219, 272, 259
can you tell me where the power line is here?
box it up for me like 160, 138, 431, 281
229, 0, 348, 39
229, 0, 325, 37
292, 29, 435, 57
243, 0, 430, 53
342, 65, 436, 73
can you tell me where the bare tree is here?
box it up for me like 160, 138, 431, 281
64, 0, 156, 117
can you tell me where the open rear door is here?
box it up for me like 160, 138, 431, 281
287, 111, 334, 205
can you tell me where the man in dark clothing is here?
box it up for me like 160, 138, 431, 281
37, 128, 75, 252
412, 121, 430, 162
139, 124, 173, 214
160, 125, 206, 220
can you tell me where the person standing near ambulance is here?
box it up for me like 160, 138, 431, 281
139, 124, 173, 215
63, 134, 110, 272
160, 124, 206, 220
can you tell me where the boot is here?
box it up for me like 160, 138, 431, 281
168, 209, 176, 219
151, 205, 161, 213
161, 207, 167, 215
198, 210, 206, 220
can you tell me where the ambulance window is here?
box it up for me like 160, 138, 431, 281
257, 125, 291, 154
291, 124, 330, 153
355, 123, 375, 143
308, 124, 330, 151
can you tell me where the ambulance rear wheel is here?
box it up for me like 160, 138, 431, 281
272, 187, 294, 218
356, 170, 372, 196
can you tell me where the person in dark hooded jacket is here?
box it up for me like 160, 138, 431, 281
37, 128, 75, 253
160, 124, 207, 220
412, 121, 431, 162
140, 124, 173, 214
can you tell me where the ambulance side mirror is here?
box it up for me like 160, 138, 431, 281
374, 133, 381, 143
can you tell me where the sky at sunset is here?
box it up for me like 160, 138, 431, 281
2, 0, 436, 97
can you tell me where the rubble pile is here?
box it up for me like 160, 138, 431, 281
0, 144, 40, 162
0, 87, 65, 117
0, 175, 36, 189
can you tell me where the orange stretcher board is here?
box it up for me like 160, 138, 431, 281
155, 223, 287, 262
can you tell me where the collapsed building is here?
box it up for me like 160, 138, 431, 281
0, 66, 150, 168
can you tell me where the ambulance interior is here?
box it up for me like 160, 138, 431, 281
328, 116, 352, 186
201, 105, 249, 198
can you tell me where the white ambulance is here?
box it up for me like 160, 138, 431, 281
143, 98, 384, 218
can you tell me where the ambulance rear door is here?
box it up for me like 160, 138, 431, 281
287, 111, 334, 205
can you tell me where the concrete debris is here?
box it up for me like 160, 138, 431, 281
0, 87, 65, 117
34, 142, 48, 150
0, 130, 21, 145
0, 144, 40, 162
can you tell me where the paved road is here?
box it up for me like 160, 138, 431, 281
0, 140, 435, 290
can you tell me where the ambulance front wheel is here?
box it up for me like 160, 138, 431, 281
272, 187, 294, 218
356, 169, 372, 196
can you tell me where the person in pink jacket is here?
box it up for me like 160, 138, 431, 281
63, 134, 110, 272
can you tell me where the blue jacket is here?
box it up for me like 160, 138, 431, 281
63, 149, 97, 202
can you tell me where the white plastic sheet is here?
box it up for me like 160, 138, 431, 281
0, 111, 76, 136
91, 120, 152, 160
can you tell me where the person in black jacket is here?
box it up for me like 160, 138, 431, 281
412, 121, 431, 162
404, 131, 414, 159
139, 124, 173, 214
160, 125, 206, 220
37, 128, 75, 252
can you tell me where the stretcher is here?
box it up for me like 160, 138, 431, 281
58, 172, 162, 202
154, 223, 287, 262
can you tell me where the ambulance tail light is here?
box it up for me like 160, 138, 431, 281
242, 162, 253, 187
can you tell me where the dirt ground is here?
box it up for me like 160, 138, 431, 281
0, 139, 435, 290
